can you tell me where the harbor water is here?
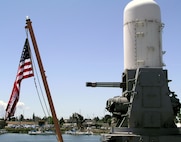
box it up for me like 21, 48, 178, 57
0, 133, 101, 142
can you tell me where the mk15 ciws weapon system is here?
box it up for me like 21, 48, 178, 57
87, 68, 181, 142
86, 0, 181, 142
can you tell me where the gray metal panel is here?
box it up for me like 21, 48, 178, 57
142, 86, 161, 108
139, 70, 163, 86
143, 111, 161, 127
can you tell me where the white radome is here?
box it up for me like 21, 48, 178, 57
123, 0, 164, 70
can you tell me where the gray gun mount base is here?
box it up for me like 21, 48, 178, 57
87, 68, 181, 142
101, 127, 181, 142
102, 68, 181, 141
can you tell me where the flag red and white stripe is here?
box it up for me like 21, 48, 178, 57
5, 38, 34, 120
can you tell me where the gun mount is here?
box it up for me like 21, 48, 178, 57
86, 68, 181, 142
86, 0, 181, 141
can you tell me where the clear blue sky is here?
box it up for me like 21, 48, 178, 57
0, 0, 181, 119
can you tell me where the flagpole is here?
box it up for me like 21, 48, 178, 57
25, 17, 63, 142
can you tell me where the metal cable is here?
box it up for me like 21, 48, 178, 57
31, 50, 51, 117
26, 31, 51, 117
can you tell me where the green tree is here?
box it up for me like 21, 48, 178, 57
0, 120, 6, 129
47, 116, 54, 124
59, 117, 64, 126
93, 116, 100, 122
19, 114, 24, 121
102, 114, 111, 123
71, 113, 84, 129
32, 113, 35, 121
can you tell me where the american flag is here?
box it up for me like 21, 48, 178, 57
5, 38, 34, 120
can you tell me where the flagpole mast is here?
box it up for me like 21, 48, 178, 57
25, 17, 63, 142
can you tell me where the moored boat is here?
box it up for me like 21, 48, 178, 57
65, 129, 93, 135
0, 129, 7, 135
28, 130, 55, 135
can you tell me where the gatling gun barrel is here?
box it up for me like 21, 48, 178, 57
86, 82, 125, 88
